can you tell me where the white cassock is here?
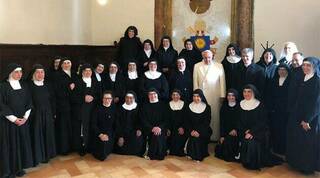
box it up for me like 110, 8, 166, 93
193, 61, 226, 141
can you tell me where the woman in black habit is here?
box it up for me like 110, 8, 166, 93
267, 63, 290, 155
46, 56, 61, 82
221, 43, 242, 90
139, 59, 169, 102
286, 57, 320, 174
71, 63, 100, 156
137, 39, 157, 73
215, 89, 240, 162
239, 84, 282, 170
178, 39, 202, 74
157, 36, 178, 78
53, 58, 76, 155
167, 89, 188, 156
140, 88, 168, 160
114, 91, 145, 156
117, 26, 142, 70
103, 62, 126, 105
168, 58, 193, 102
92, 62, 105, 99
91, 91, 116, 161
28, 64, 56, 165
123, 60, 140, 96
185, 89, 212, 162
0, 64, 33, 177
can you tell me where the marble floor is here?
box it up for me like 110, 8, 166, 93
24, 144, 319, 178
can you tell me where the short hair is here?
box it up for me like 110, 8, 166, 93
102, 90, 113, 98
293, 52, 304, 58
202, 50, 213, 56
241, 48, 254, 55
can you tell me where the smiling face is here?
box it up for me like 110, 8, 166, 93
128, 29, 135, 38
148, 61, 157, 71
192, 94, 202, 104
171, 92, 181, 102
185, 41, 193, 50
278, 67, 288, 78
202, 51, 213, 65
177, 59, 186, 71
34, 69, 45, 81
148, 91, 158, 102
82, 68, 92, 78
302, 61, 314, 75
292, 53, 303, 68
228, 47, 236, 56
102, 93, 113, 106
95, 64, 104, 74
162, 39, 170, 48
264, 51, 274, 64
109, 64, 118, 74
128, 62, 137, 72
144, 42, 151, 50
61, 60, 72, 71
241, 52, 253, 66
125, 94, 134, 105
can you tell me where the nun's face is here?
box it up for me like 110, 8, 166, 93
177, 59, 186, 71
292, 54, 303, 68
54, 59, 61, 70
128, 63, 137, 72
227, 93, 236, 103
82, 68, 92, 78
125, 95, 134, 105
171, 92, 181, 102
144, 42, 151, 50
62, 60, 72, 71
148, 62, 157, 71
95, 64, 104, 74
243, 89, 253, 100
162, 39, 170, 48
278, 67, 288, 78
109, 64, 118, 74
102, 93, 113, 105
148, 91, 158, 102
264, 52, 273, 64
202, 51, 213, 65
228, 47, 236, 56
34, 69, 45, 81
302, 61, 314, 75
185, 41, 193, 50
128, 29, 135, 38
192, 94, 201, 104
11, 70, 22, 80
241, 52, 253, 66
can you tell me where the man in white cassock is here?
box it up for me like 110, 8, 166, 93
193, 50, 226, 141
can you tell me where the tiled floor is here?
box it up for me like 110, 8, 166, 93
25, 144, 319, 178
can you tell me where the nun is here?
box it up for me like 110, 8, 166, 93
103, 62, 126, 104
256, 48, 278, 84
167, 89, 188, 156
157, 36, 178, 78
221, 43, 242, 90
114, 91, 145, 156
71, 63, 99, 156
140, 88, 168, 160
92, 62, 105, 99
239, 84, 282, 170
178, 39, 202, 74
28, 64, 56, 165
46, 56, 61, 82
267, 63, 290, 155
286, 57, 320, 174
215, 89, 240, 162
117, 26, 142, 70
0, 64, 33, 177
53, 58, 75, 155
185, 89, 212, 161
91, 91, 116, 161
168, 58, 193, 102
139, 59, 169, 102
137, 39, 157, 73
123, 60, 140, 96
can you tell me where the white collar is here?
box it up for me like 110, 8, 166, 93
122, 102, 137, 111
178, 67, 186, 73
8, 78, 21, 90
82, 77, 92, 87
95, 72, 101, 82
144, 49, 152, 58
169, 100, 184, 111
240, 98, 260, 111
150, 99, 159, 103
33, 80, 44, 86
279, 76, 287, 86
226, 55, 241, 64
128, 71, 138, 79
304, 73, 314, 82
164, 46, 169, 51
63, 70, 71, 77
145, 70, 161, 79
189, 102, 206, 114
228, 101, 236, 107
244, 63, 252, 67
109, 73, 116, 82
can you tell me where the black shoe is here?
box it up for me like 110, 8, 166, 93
16, 170, 26, 177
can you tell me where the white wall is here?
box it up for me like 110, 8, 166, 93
0, 0, 154, 45
254, 0, 320, 59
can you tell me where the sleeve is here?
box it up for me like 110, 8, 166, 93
139, 105, 153, 134
0, 85, 18, 122
23, 109, 31, 120
196, 106, 212, 138
6, 115, 18, 123
303, 80, 320, 123
70, 80, 84, 105
250, 105, 268, 137
193, 63, 200, 90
